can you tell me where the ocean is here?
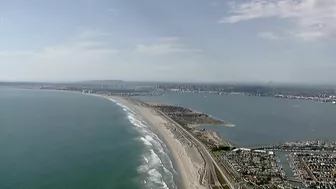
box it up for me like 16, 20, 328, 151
2, 89, 335, 189
0, 89, 177, 189
137, 93, 336, 147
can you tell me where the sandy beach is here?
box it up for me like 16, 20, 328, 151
107, 96, 206, 189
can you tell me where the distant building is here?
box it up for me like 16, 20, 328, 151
82, 90, 93, 93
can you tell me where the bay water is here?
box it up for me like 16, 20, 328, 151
137, 93, 336, 187
137, 93, 336, 147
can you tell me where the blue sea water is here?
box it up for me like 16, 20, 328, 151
0, 89, 177, 189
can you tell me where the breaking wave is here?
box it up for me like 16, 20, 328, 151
109, 98, 177, 189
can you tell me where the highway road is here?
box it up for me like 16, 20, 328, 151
155, 109, 236, 189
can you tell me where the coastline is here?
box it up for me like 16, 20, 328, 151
146, 100, 233, 128
194, 123, 235, 128
106, 96, 206, 189
10, 89, 220, 188
7, 88, 336, 189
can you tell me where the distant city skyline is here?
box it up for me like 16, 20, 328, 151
0, 0, 335, 84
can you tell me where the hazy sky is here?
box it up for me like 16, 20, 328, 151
1, 0, 336, 84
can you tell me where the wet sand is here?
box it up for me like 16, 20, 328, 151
108, 96, 206, 189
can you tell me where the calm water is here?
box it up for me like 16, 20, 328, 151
137, 93, 336, 147
0, 89, 177, 189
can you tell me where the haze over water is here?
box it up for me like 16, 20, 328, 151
137, 93, 336, 147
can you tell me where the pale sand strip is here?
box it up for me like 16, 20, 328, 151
108, 96, 206, 189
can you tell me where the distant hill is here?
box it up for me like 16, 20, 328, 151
76, 80, 125, 85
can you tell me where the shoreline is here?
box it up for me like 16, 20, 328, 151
3, 89, 205, 188
105, 96, 206, 189
146, 100, 234, 128
194, 123, 235, 128
6, 88, 336, 189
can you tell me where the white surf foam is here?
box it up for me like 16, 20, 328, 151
109, 98, 177, 189
149, 149, 163, 166
143, 156, 149, 164
128, 114, 146, 128
147, 169, 169, 189
140, 137, 153, 146
144, 134, 165, 153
